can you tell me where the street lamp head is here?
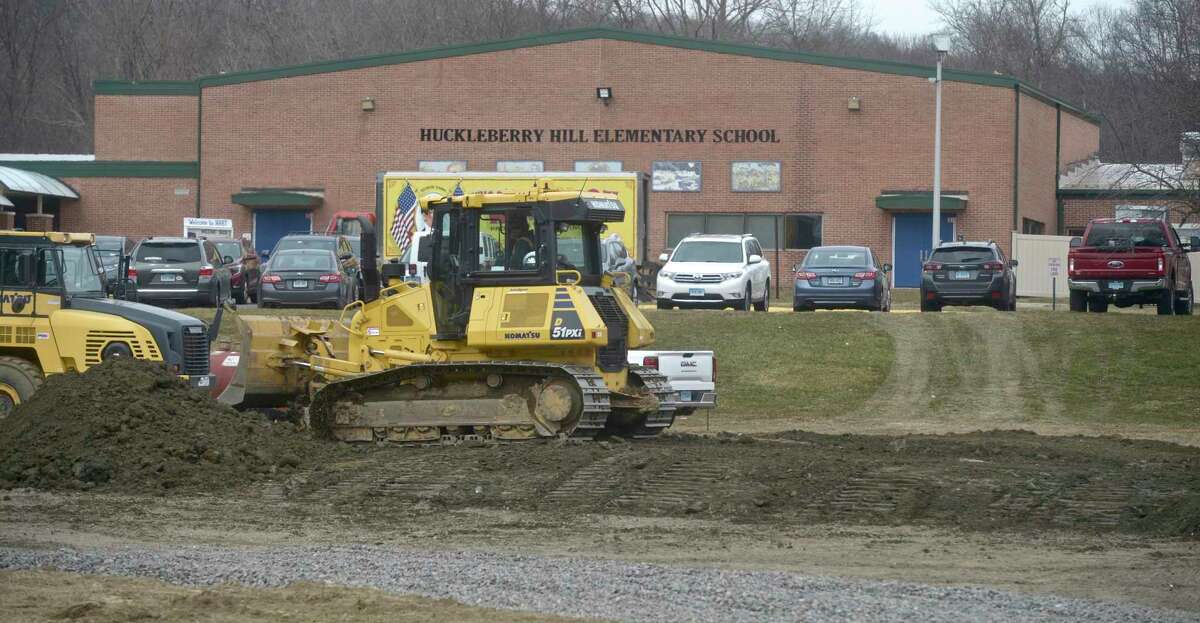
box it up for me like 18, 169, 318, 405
932, 34, 952, 56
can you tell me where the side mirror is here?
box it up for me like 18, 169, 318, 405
882, 263, 892, 273
1008, 259, 1019, 267
658, 252, 669, 263
1069, 237, 1083, 248
260, 251, 270, 260
1190, 236, 1200, 250
417, 243, 432, 263
223, 255, 234, 265
748, 254, 763, 265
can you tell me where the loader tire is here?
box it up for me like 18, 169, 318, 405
0, 357, 43, 418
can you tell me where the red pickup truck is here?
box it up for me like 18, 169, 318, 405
1067, 218, 1198, 314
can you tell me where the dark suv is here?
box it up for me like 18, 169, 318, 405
128, 237, 232, 307
920, 241, 1018, 312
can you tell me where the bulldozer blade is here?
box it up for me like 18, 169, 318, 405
217, 314, 322, 408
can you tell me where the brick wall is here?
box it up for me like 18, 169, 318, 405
58, 177, 197, 238
79, 38, 1096, 269
95, 95, 198, 161
1058, 111, 1100, 171
1017, 93, 1059, 234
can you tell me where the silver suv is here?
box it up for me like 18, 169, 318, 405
655, 234, 771, 310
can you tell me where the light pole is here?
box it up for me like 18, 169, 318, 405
931, 35, 951, 250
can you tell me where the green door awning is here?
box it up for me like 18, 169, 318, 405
875, 192, 967, 212
232, 189, 323, 209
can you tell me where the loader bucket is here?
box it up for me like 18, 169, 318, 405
217, 314, 316, 408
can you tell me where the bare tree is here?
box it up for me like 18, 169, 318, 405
931, 0, 1076, 88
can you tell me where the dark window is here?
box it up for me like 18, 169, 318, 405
1085, 223, 1168, 248
930, 247, 996, 263
666, 214, 706, 249
1067, 227, 1086, 237
783, 215, 822, 249
276, 237, 337, 253
670, 241, 745, 263
1021, 218, 1045, 235
666, 213, 820, 249
273, 250, 335, 271
214, 242, 242, 261
803, 248, 870, 268
136, 242, 201, 263
0, 249, 34, 287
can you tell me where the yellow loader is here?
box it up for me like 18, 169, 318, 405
0, 230, 215, 415
220, 184, 675, 441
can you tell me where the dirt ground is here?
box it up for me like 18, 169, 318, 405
0, 569, 586, 622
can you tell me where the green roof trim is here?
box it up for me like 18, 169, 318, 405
94, 80, 200, 96
1057, 188, 1191, 199
232, 191, 322, 207
0, 161, 198, 178
876, 192, 968, 212
174, 27, 1097, 125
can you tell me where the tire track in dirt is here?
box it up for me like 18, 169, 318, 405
854, 316, 937, 423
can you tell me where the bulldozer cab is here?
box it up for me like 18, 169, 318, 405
0, 232, 106, 317
422, 189, 624, 339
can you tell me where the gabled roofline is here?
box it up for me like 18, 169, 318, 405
91, 27, 1099, 125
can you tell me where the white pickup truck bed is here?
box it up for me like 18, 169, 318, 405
628, 350, 716, 415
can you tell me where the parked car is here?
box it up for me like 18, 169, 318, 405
268, 233, 360, 300
920, 241, 1018, 312
1067, 218, 1196, 314
208, 237, 260, 304
128, 237, 232, 307
793, 245, 891, 312
259, 248, 355, 308
92, 235, 129, 292
655, 234, 771, 310
628, 350, 715, 416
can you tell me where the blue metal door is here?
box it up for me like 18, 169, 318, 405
253, 210, 312, 256
892, 213, 955, 287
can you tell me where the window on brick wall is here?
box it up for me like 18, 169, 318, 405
665, 213, 823, 250
1021, 218, 1045, 235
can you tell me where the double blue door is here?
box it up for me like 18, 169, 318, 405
893, 213, 956, 287
253, 210, 311, 257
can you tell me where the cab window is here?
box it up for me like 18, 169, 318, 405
0, 249, 34, 287
477, 207, 539, 272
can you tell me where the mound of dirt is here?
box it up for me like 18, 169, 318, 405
0, 357, 327, 492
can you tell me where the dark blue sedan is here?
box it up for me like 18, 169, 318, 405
793, 246, 892, 312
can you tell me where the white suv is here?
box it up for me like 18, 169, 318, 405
655, 234, 771, 310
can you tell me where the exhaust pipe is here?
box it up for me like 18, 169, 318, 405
357, 214, 380, 303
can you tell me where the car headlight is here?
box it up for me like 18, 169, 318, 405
659, 271, 675, 279
723, 272, 743, 280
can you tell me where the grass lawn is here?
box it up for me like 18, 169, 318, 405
644, 309, 894, 422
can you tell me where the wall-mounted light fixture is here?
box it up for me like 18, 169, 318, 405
360, 97, 376, 112
847, 96, 861, 111
596, 87, 612, 105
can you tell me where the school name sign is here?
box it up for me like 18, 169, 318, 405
418, 128, 781, 144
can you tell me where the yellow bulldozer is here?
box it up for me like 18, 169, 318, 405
220, 183, 675, 441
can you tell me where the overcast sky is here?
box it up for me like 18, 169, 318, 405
865, 0, 1128, 36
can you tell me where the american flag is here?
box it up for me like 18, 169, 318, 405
391, 182, 418, 257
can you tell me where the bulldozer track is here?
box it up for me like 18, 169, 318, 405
614, 460, 729, 508
542, 455, 628, 506
618, 365, 677, 438
309, 360, 612, 440
828, 472, 933, 517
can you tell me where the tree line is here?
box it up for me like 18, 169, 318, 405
0, 0, 1195, 165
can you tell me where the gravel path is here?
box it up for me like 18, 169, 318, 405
1, 544, 1196, 622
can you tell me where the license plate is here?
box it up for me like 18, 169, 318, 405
1108, 281, 1123, 290
679, 391, 692, 402
293, 280, 308, 288
824, 276, 846, 286
953, 271, 971, 280
688, 287, 705, 297
160, 274, 178, 282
